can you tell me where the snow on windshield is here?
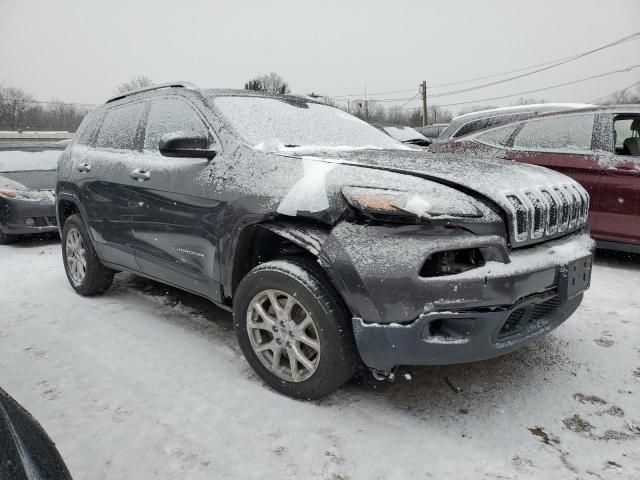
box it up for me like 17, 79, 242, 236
211, 96, 406, 151
382, 126, 427, 142
0, 149, 61, 172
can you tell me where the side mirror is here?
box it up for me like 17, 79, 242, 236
158, 132, 217, 160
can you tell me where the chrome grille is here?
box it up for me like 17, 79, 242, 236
504, 183, 589, 246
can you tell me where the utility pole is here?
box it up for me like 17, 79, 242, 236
421, 80, 428, 127
364, 83, 369, 122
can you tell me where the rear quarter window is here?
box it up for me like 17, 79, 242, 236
75, 111, 104, 147
95, 102, 145, 150
513, 114, 595, 151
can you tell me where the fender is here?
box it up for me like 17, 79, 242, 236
221, 216, 331, 301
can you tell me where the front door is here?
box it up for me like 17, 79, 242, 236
595, 114, 640, 245
128, 96, 225, 301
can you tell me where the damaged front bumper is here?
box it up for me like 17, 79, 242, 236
320, 222, 594, 372
0, 199, 58, 235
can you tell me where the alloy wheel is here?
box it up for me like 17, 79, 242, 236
65, 227, 87, 286
246, 289, 321, 382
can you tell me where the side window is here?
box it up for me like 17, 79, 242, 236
75, 111, 104, 147
476, 124, 519, 147
454, 118, 489, 138
144, 98, 209, 151
513, 114, 596, 151
95, 103, 144, 150
613, 116, 640, 156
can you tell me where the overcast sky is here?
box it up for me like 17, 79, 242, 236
1, 0, 639, 115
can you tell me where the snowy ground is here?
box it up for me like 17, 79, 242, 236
1, 237, 639, 480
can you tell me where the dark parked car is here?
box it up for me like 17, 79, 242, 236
56, 82, 594, 399
373, 124, 431, 147
0, 387, 72, 479
432, 103, 593, 145
414, 123, 449, 144
430, 105, 640, 253
0, 142, 63, 244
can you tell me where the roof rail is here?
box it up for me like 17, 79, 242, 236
106, 81, 198, 103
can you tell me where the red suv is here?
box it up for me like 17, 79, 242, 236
430, 105, 640, 252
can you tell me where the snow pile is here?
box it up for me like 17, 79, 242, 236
277, 158, 336, 215
403, 195, 433, 217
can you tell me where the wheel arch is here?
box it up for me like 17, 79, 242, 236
223, 219, 331, 302
56, 193, 82, 230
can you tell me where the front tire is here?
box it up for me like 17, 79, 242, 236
0, 232, 19, 245
61, 214, 114, 295
234, 258, 358, 400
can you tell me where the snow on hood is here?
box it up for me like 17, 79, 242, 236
277, 148, 576, 213
0, 149, 61, 172
0, 175, 27, 191
252, 139, 412, 154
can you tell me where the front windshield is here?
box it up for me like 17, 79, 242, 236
382, 126, 427, 142
438, 119, 465, 139
211, 95, 406, 151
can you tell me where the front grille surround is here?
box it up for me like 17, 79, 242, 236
504, 182, 589, 247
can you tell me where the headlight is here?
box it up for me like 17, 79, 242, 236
342, 186, 482, 221
0, 189, 55, 202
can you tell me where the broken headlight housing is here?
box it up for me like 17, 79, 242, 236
0, 189, 55, 203
342, 186, 482, 222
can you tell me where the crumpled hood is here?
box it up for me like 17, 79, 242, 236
0, 170, 56, 191
0, 175, 27, 191
284, 148, 577, 213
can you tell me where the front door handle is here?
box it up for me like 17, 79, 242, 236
130, 168, 151, 181
77, 163, 91, 173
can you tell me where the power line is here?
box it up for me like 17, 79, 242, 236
436, 64, 640, 107
429, 30, 640, 89
428, 32, 640, 97
323, 30, 640, 100
329, 88, 417, 99
378, 65, 640, 111
0, 97, 98, 108
589, 79, 640, 103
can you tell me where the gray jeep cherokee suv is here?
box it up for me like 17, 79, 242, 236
56, 82, 594, 399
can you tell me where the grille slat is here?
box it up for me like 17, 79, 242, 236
505, 183, 588, 246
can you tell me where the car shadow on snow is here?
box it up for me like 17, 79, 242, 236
330, 333, 578, 416
594, 248, 640, 270
113, 272, 578, 414
6, 232, 60, 248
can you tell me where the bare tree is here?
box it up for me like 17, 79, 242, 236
116, 76, 155, 94
601, 83, 640, 104
0, 86, 89, 132
244, 73, 291, 94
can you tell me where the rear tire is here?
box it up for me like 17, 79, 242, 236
61, 214, 114, 295
234, 258, 358, 400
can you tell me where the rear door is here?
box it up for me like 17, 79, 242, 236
78, 101, 146, 270
502, 113, 603, 234
128, 95, 225, 300
593, 113, 640, 246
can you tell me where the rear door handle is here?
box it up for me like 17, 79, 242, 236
77, 163, 91, 173
130, 168, 151, 181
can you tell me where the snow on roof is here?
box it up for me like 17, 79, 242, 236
453, 103, 595, 121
